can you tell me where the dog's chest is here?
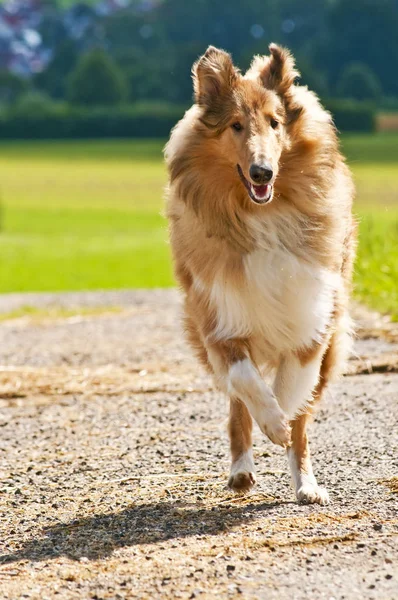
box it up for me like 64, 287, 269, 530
207, 245, 339, 354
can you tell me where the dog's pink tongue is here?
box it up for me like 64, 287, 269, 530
253, 184, 269, 198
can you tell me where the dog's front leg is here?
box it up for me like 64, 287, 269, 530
207, 340, 291, 492
273, 349, 330, 505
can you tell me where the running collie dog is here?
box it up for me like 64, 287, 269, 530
164, 44, 356, 505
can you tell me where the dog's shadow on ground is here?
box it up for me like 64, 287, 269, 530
1, 498, 288, 565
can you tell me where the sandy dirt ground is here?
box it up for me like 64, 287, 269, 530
0, 289, 397, 599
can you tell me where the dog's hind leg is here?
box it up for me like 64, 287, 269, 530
228, 397, 256, 492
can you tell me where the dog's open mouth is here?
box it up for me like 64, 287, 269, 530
237, 164, 273, 205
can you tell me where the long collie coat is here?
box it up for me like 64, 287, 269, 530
165, 44, 356, 505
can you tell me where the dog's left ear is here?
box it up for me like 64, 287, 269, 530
248, 43, 302, 123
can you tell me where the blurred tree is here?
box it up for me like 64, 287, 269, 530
103, 9, 180, 101
38, 3, 67, 48
337, 62, 382, 101
0, 71, 29, 105
296, 57, 329, 98
35, 40, 79, 99
12, 91, 62, 116
11, 0, 398, 106
156, 0, 278, 102
112, 47, 176, 102
67, 49, 128, 106
313, 0, 398, 96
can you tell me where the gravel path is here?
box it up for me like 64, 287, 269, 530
0, 290, 397, 599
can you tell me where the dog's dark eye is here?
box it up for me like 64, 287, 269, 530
270, 118, 279, 130
232, 122, 243, 132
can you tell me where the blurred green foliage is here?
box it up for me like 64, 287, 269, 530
67, 49, 128, 106
0, 103, 185, 138
337, 63, 382, 102
11, 0, 396, 110
1, 1, 396, 134
0, 71, 29, 104
0, 98, 376, 137
324, 100, 375, 133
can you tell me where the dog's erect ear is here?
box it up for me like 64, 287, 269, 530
266, 43, 299, 95
248, 43, 302, 122
193, 46, 237, 109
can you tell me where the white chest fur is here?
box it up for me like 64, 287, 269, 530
197, 246, 339, 356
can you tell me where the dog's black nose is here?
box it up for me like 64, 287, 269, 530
249, 163, 273, 184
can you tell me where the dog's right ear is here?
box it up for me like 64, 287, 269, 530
193, 46, 237, 109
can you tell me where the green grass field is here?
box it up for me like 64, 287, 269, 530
0, 134, 397, 317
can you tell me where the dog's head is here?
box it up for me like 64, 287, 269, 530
192, 44, 302, 205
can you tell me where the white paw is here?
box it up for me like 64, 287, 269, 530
228, 470, 256, 493
297, 483, 330, 505
228, 451, 256, 493
259, 407, 291, 448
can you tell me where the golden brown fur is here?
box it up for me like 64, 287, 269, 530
164, 44, 356, 503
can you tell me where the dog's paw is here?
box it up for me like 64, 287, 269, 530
228, 470, 256, 493
228, 451, 256, 493
260, 409, 291, 448
297, 484, 330, 505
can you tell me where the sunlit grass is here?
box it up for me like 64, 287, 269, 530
0, 139, 172, 292
344, 134, 398, 317
0, 135, 397, 317
354, 208, 398, 319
